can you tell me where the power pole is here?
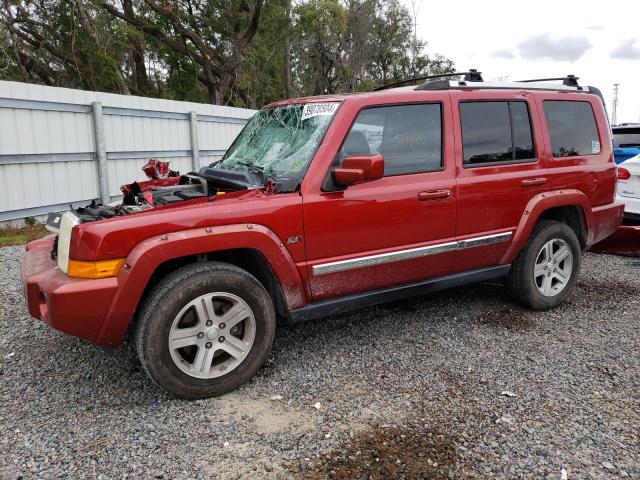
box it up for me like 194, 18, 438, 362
612, 83, 619, 126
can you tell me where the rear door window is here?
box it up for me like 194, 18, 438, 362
543, 101, 600, 157
460, 101, 535, 166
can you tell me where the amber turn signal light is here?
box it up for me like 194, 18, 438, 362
67, 258, 126, 279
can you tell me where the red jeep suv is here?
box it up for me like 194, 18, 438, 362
21, 72, 623, 398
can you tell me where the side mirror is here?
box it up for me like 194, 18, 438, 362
332, 154, 384, 186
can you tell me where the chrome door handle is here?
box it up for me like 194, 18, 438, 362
521, 177, 547, 187
418, 189, 451, 201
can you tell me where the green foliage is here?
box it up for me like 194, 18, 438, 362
0, 0, 455, 107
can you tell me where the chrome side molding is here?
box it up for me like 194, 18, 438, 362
312, 231, 512, 276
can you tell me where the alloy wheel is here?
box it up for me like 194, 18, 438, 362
533, 238, 573, 297
168, 292, 256, 379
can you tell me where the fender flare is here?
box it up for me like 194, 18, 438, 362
96, 223, 307, 346
500, 189, 593, 265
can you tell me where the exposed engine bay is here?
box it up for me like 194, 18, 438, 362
67, 159, 273, 223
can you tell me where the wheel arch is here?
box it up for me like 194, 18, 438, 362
537, 205, 587, 248
501, 190, 594, 264
96, 224, 306, 346
139, 249, 290, 324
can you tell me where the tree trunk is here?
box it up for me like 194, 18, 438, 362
283, 0, 292, 98
123, 0, 149, 95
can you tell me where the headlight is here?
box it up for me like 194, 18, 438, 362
57, 212, 79, 273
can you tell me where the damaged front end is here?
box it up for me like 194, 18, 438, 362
47, 158, 273, 225
75, 159, 202, 222
42, 157, 277, 277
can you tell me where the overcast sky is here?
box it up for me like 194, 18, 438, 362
404, 0, 640, 124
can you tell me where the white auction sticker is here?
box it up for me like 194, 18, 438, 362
301, 102, 340, 121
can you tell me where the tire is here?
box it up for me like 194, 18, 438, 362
506, 220, 581, 310
134, 261, 276, 399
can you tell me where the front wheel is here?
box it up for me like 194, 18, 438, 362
134, 262, 276, 399
506, 220, 581, 310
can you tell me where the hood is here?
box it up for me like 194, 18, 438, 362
67, 188, 301, 261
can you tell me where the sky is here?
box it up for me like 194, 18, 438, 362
403, 0, 640, 124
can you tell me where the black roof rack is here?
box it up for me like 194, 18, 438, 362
374, 69, 484, 91
414, 71, 592, 94
516, 75, 580, 87
372, 70, 605, 106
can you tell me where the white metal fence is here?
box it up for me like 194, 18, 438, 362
0, 81, 255, 221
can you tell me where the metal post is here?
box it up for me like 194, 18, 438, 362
189, 111, 200, 172
612, 83, 619, 127
91, 102, 110, 205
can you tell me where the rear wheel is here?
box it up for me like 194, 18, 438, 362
506, 220, 581, 310
135, 262, 276, 399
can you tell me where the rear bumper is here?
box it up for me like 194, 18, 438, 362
614, 193, 640, 224
590, 225, 640, 254
21, 239, 118, 344
616, 192, 640, 212
589, 202, 625, 247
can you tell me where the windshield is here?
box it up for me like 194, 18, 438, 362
613, 128, 640, 148
215, 102, 339, 181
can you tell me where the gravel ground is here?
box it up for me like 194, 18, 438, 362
1, 245, 639, 479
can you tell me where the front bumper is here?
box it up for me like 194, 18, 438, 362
21, 238, 119, 343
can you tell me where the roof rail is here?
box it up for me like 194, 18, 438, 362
374, 69, 483, 91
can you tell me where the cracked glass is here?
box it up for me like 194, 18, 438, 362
217, 103, 339, 180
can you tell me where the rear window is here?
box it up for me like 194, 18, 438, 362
612, 127, 640, 148
460, 101, 535, 165
543, 101, 600, 157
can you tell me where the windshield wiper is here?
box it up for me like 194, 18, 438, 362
235, 160, 281, 188
236, 160, 264, 172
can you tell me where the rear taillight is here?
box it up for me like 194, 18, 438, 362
617, 167, 631, 180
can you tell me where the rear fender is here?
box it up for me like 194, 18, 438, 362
500, 189, 593, 264
96, 223, 306, 346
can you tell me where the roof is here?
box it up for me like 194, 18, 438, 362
265, 94, 354, 108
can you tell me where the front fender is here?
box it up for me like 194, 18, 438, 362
96, 223, 306, 346
500, 189, 593, 265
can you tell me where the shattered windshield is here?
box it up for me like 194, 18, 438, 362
215, 102, 340, 181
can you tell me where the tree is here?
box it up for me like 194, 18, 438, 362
0, 0, 455, 107
100, 0, 265, 104
291, 0, 347, 95
290, 0, 455, 95
2, 0, 134, 93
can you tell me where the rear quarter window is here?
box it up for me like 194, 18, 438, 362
543, 101, 600, 157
